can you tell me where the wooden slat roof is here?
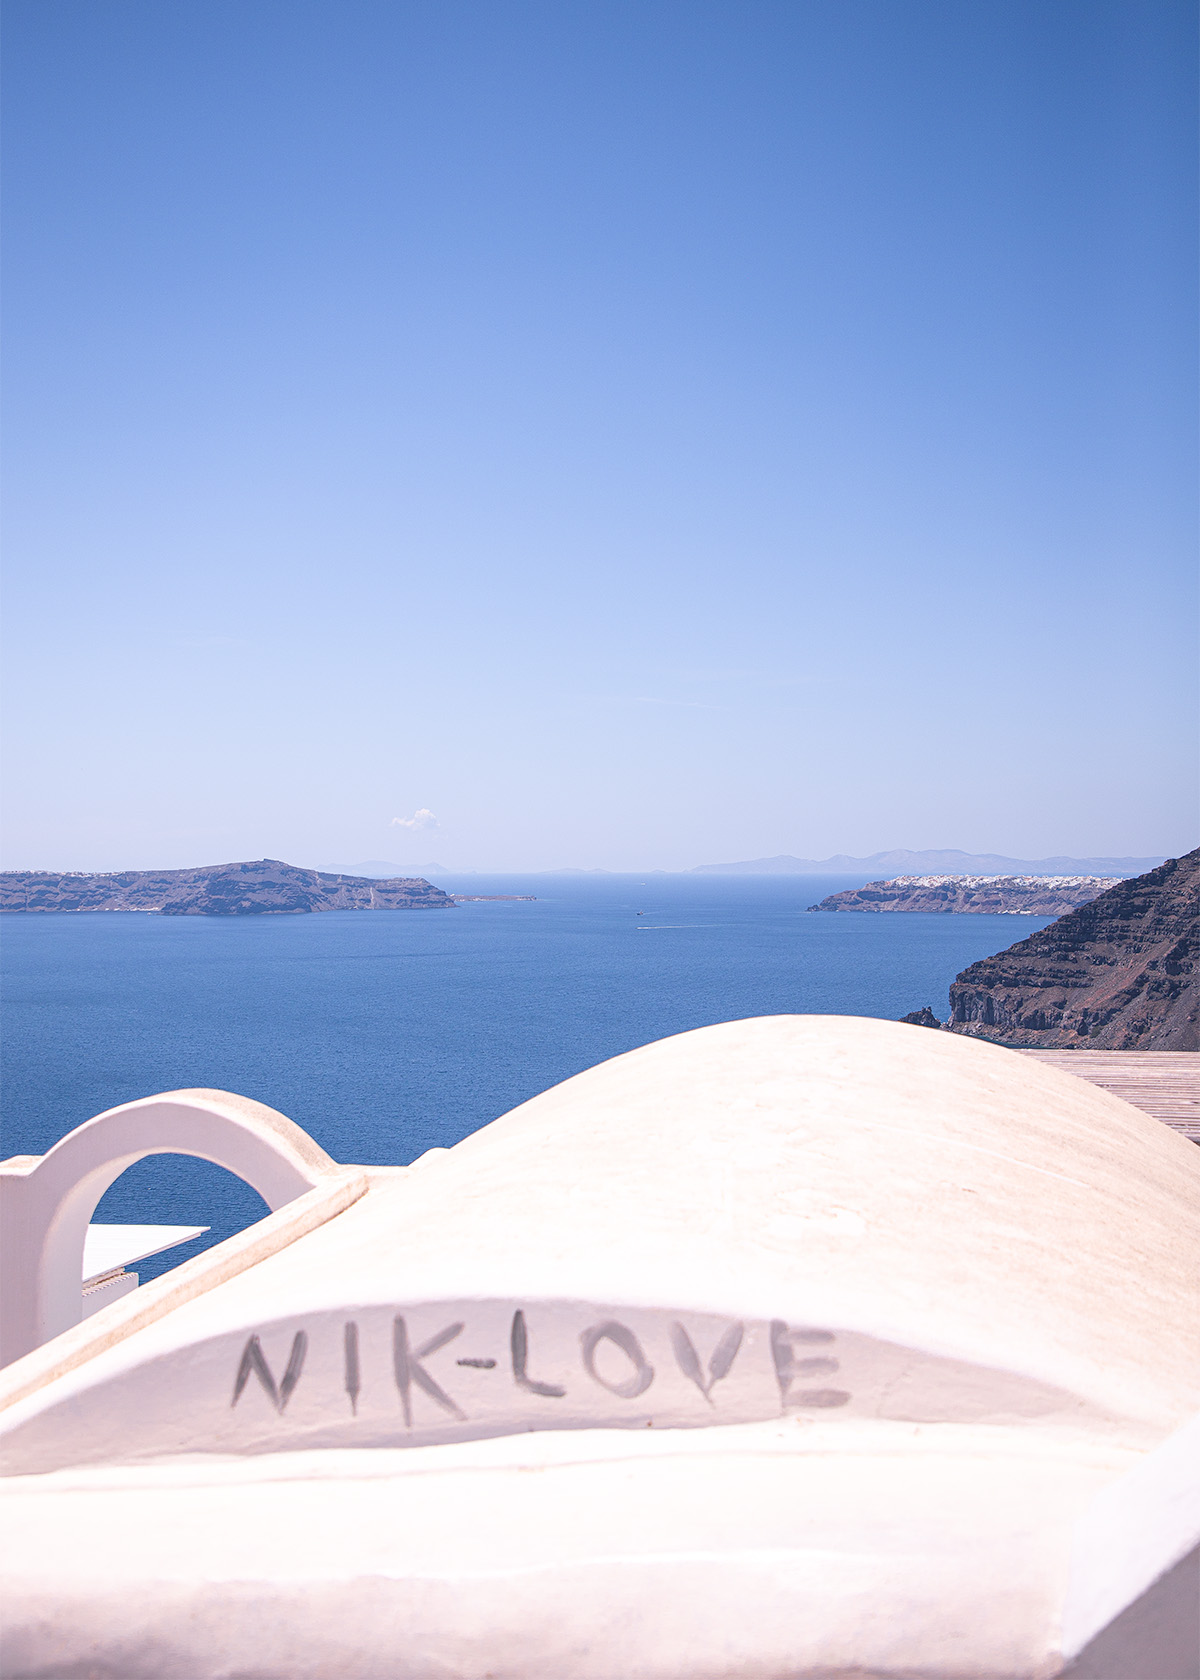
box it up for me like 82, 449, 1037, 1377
1017, 1050, 1199, 1143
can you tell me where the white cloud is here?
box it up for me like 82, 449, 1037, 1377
390, 808, 439, 831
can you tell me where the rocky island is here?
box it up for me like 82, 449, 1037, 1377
809, 875, 1121, 916
0, 859, 456, 916
946, 848, 1198, 1050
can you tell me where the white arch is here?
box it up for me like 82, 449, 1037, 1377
0, 1089, 339, 1367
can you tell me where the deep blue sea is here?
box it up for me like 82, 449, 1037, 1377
0, 874, 1049, 1281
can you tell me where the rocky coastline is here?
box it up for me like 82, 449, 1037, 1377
944, 849, 1198, 1050
0, 859, 455, 916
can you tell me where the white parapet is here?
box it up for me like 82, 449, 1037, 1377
83, 1225, 210, 1286
76, 1225, 211, 1323
80, 1270, 139, 1319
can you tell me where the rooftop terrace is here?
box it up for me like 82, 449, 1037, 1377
1017, 1050, 1199, 1143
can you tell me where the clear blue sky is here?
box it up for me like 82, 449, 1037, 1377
2, 0, 1195, 872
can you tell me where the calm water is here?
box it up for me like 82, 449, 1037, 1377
0, 874, 1047, 1280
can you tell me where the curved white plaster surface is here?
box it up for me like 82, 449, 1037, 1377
1061, 1407, 1200, 1661
0, 1424, 1141, 1680
1, 1017, 1197, 1678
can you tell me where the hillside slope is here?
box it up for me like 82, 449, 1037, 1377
0, 859, 455, 915
947, 849, 1198, 1050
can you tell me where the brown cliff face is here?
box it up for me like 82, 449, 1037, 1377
948, 849, 1199, 1050
0, 859, 455, 915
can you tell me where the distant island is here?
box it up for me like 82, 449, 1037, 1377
902, 849, 1197, 1050
0, 859, 455, 916
809, 876, 1121, 916
692, 848, 1165, 877
450, 894, 537, 903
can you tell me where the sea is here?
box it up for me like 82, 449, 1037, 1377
0, 874, 1051, 1282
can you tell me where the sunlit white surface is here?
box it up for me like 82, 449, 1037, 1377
82, 1224, 208, 1284
3, 1019, 1198, 1679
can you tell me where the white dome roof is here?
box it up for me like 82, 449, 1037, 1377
2, 1015, 1197, 1678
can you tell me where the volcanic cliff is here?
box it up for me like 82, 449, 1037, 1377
947, 849, 1199, 1050
0, 859, 455, 916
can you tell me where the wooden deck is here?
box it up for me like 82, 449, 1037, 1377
1017, 1050, 1200, 1143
